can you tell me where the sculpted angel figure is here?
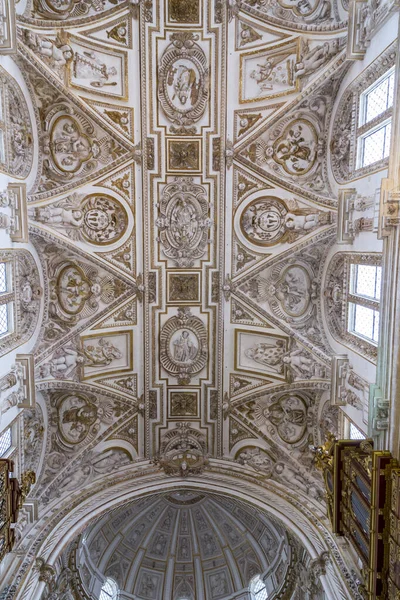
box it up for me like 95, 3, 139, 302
284, 212, 319, 232
39, 346, 85, 379
295, 40, 340, 79
32, 205, 83, 228
283, 349, 315, 378
23, 30, 73, 68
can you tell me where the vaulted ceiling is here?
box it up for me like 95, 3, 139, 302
11, 0, 357, 577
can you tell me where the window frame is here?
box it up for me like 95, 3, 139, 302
331, 43, 396, 184
99, 578, 118, 600
356, 67, 394, 170
347, 263, 382, 346
324, 252, 382, 363
250, 574, 268, 600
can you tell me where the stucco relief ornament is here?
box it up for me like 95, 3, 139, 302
156, 177, 211, 268
0, 69, 34, 179
155, 422, 208, 476
51, 392, 115, 450
240, 196, 331, 248
264, 260, 318, 324
158, 32, 209, 130
29, 193, 128, 244
160, 308, 208, 384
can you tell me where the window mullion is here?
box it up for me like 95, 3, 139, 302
0, 292, 13, 305
348, 294, 379, 310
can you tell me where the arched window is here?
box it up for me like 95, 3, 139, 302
331, 43, 396, 183
99, 578, 118, 600
250, 574, 268, 599
0, 250, 41, 358
324, 253, 382, 361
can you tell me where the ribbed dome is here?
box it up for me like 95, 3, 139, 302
77, 491, 294, 599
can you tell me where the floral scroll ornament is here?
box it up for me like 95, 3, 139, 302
160, 307, 208, 384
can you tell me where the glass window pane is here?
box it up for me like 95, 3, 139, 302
354, 304, 374, 339
364, 69, 394, 123
361, 126, 386, 166
353, 265, 381, 300
350, 423, 366, 440
350, 303, 379, 343
0, 428, 11, 456
0, 304, 8, 335
0, 263, 7, 293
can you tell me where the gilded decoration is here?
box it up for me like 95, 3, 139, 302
159, 308, 208, 384
168, 0, 201, 23
167, 139, 201, 172
167, 273, 200, 303
68, 36, 128, 100
239, 41, 300, 103
157, 177, 211, 267
169, 391, 199, 418
29, 193, 128, 244
158, 32, 208, 128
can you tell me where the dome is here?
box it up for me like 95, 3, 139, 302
74, 491, 297, 600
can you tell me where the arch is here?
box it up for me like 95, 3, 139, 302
323, 251, 382, 362
9, 464, 357, 600
0, 65, 34, 179
0, 249, 41, 358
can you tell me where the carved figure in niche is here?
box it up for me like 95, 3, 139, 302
244, 339, 285, 374
73, 51, 118, 88
140, 573, 157, 596
173, 330, 198, 363
263, 394, 308, 444
30, 194, 128, 244
179, 538, 190, 559
23, 30, 73, 69
21, 276, 42, 312
202, 532, 217, 556
210, 572, 229, 596
250, 54, 293, 91
237, 447, 273, 477
272, 120, 317, 175
151, 533, 168, 556
294, 40, 340, 79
